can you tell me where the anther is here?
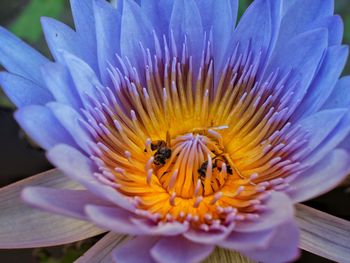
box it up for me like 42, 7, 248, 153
169, 192, 176, 206
210, 192, 223, 205
147, 169, 153, 185
193, 196, 203, 208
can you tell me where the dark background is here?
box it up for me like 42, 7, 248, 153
0, 0, 349, 262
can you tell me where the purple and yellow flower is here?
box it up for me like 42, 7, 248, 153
1, 0, 350, 262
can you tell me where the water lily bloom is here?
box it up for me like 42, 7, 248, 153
1, 0, 350, 262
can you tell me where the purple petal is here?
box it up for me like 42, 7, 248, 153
47, 144, 135, 211
235, 192, 294, 233
240, 220, 300, 263
141, 0, 174, 37
226, 0, 282, 69
130, 217, 189, 236
0, 26, 49, 85
0, 169, 104, 248
47, 102, 93, 153
14, 105, 77, 150
70, 0, 98, 73
299, 109, 350, 167
93, 0, 121, 84
0, 72, 53, 107
121, 0, 154, 67
151, 236, 214, 263
22, 187, 111, 220
288, 149, 350, 203
293, 45, 348, 119
322, 76, 350, 109
195, 0, 238, 72
277, 0, 333, 46
41, 17, 83, 63
183, 223, 235, 245
219, 228, 275, 251
113, 236, 159, 263
42, 62, 83, 110
85, 205, 148, 235
85, 205, 188, 236
265, 28, 327, 98
305, 15, 344, 46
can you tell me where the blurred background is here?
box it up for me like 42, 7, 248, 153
0, 0, 349, 262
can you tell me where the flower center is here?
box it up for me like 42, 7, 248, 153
149, 128, 238, 198
83, 34, 307, 228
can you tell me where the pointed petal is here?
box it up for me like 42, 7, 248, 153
63, 52, 101, 107
85, 205, 148, 235
225, 0, 282, 69
75, 233, 131, 263
141, 0, 174, 37
183, 224, 234, 245
240, 220, 300, 263
235, 192, 294, 233
14, 105, 77, 150
47, 144, 135, 211
47, 102, 92, 153
0, 72, 53, 107
305, 15, 344, 46
195, 0, 238, 64
170, 0, 203, 67
322, 76, 350, 109
42, 62, 83, 110
120, 0, 154, 67
0, 169, 104, 248
85, 205, 188, 236
293, 45, 349, 119
113, 236, 159, 263
296, 204, 350, 262
41, 17, 82, 62
151, 236, 214, 263
0, 27, 49, 85
297, 109, 350, 166
266, 29, 328, 97
288, 149, 350, 203
219, 228, 275, 251
93, 0, 122, 84
70, 0, 98, 73
277, 0, 333, 46
22, 187, 110, 220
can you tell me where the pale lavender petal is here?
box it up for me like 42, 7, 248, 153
296, 204, 350, 262
47, 144, 135, 211
240, 220, 300, 263
219, 228, 275, 251
76, 233, 132, 263
183, 223, 235, 244
151, 236, 214, 263
85, 205, 188, 236
22, 187, 111, 220
85, 205, 149, 235
235, 192, 294, 233
288, 149, 350, 203
0, 169, 104, 248
113, 236, 159, 263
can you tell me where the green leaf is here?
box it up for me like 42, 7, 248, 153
9, 0, 65, 43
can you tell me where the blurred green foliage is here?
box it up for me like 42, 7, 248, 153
10, 0, 65, 42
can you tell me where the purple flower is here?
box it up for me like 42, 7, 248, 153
0, 0, 350, 262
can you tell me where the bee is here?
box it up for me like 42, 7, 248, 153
197, 161, 208, 180
150, 132, 172, 167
